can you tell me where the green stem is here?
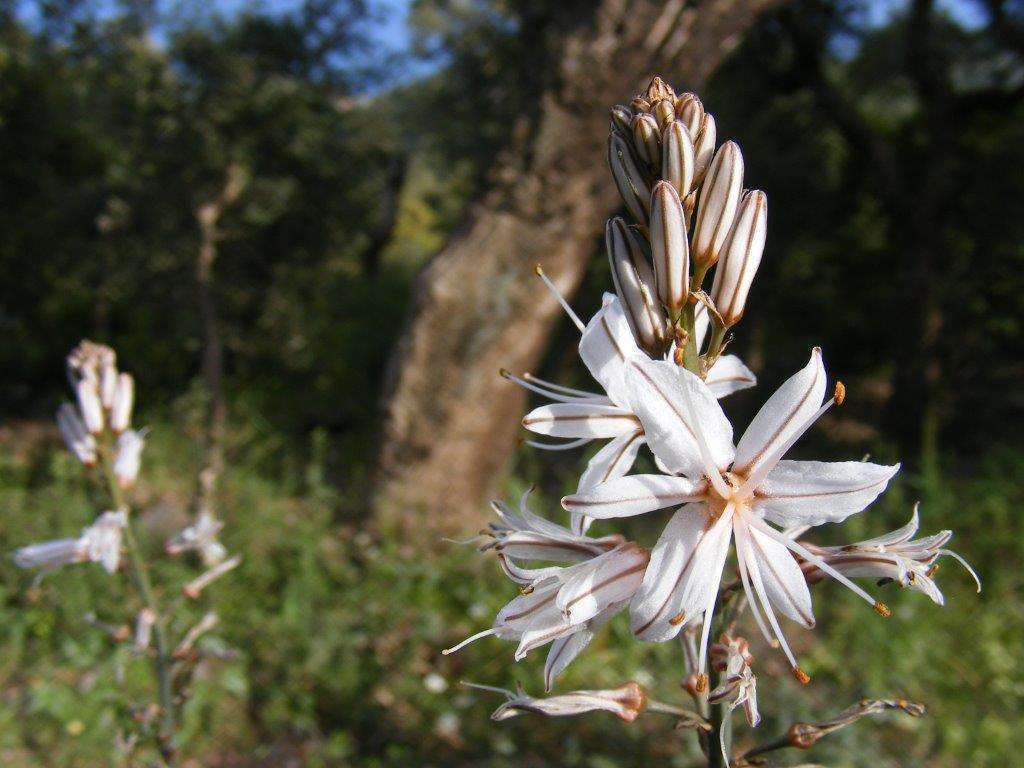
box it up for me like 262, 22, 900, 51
99, 440, 176, 764
705, 324, 728, 367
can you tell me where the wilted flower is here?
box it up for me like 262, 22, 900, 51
114, 429, 145, 490
708, 634, 760, 727
466, 681, 647, 723
166, 510, 227, 566
564, 349, 898, 681
14, 509, 127, 574
797, 505, 980, 605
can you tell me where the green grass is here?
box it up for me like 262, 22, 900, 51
0, 421, 1020, 767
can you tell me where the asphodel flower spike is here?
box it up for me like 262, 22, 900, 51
650, 182, 690, 317
691, 141, 743, 271
563, 349, 899, 681
712, 189, 768, 327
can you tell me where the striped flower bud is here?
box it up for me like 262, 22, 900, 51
691, 141, 744, 270
675, 93, 704, 137
661, 121, 695, 200
606, 217, 669, 356
712, 190, 767, 326
650, 182, 690, 316
610, 104, 632, 135
608, 134, 651, 224
645, 76, 676, 104
631, 113, 661, 166
652, 99, 676, 131
631, 96, 651, 114
692, 113, 717, 187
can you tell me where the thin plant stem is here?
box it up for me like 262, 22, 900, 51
99, 440, 176, 764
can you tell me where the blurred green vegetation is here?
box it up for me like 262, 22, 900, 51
0, 0, 1022, 765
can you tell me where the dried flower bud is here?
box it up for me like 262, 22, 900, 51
662, 121, 695, 200
631, 113, 661, 166
110, 373, 134, 433
691, 141, 744, 270
650, 182, 690, 316
183, 554, 242, 599
653, 99, 676, 131
645, 76, 676, 104
608, 134, 651, 224
134, 609, 155, 653
711, 189, 767, 326
610, 104, 633, 135
692, 113, 717, 187
474, 681, 647, 723
606, 217, 669, 355
675, 92, 704, 137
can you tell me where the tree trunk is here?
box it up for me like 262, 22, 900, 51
375, 0, 781, 533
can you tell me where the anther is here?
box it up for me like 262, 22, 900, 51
873, 601, 892, 617
499, 368, 511, 379
673, 347, 685, 366
519, 585, 535, 596
534, 264, 544, 277
669, 611, 686, 626
792, 667, 811, 685
834, 380, 846, 405
694, 673, 709, 693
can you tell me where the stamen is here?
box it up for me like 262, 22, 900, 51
873, 601, 892, 617
792, 667, 811, 685
938, 549, 982, 592
694, 673, 709, 693
737, 520, 799, 668
525, 437, 593, 451
522, 372, 596, 398
503, 369, 597, 403
734, 519, 780, 648
535, 264, 586, 332
669, 611, 686, 626
520, 585, 535, 596
442, 627, 498, 655
834, 380, 846, 405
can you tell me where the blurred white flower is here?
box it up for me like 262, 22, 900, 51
166, 510, 227, 567
56, 403, 97, 466
564, 348, 899, 682
110, 373, 134, 433
114, 429, 145, 490
466, 681, 647, 723
14, 509, 127, 574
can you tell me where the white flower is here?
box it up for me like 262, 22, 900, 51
466, 681, 647, 723
76, 378, 105, 434
165, 510, 227, 567
114, 429, 145, 489
14, 509, 127, 574
563, 348, 899, 682
708, 634, 760, 727
56, 403, 97, 466
796, 505, 980, 606
511, 290, 754, 534
444, 537, 648, 690
110, 373, 134, 433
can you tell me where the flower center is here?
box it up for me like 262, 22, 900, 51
706, 470, 753, 520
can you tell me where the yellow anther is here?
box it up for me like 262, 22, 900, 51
834, 380, 846, 405
499, 368, 511, 378
519, 585, 535, 596
873, 601, 892, 617
694, 673, 709, 694
534, 264, 545, 276
792, 667, 811, 685
669, 611, 686, 626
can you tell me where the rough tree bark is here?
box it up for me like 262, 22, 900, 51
376, 0, 782, 533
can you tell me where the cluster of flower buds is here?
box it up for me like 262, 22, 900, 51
58, 341, 145, 489
606, 77, 766, 368
708, 634, 760, 727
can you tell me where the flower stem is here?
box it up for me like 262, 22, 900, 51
99, 441, 176, 764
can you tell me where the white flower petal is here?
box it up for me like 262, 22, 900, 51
562, 474, 707, 519
740, 520, 814, 628
705, 355, 756, 398
755, 460, 900, 527
544, 628, 595, 691
624, 356, 734, 478
522, 403, 640, 438
556, 544, 648, 625
573, 430, 645, 535
578, 295, 639, 406
629, 504, 732, 642
733, 348, 826, 478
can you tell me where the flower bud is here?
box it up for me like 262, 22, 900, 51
610, 104, 632, 135
675, 92, 704, 137
630, 96, 651, 113
114, 429, 145, 490
606, 217, 669, 355
76, 379, 105, 434
650, 182, 690, 316
692, 113, 717, 187
110, 373, 134, 433
691, 141, 744, 270
711, 190, 767, 326
100, 358, 118, 409
661, 121, 695, 200
608, 134, 651, 224
631, 113, 661, 166
645, 75, 675, 104
56, 402, 97, 466
652, 98, 675, 131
